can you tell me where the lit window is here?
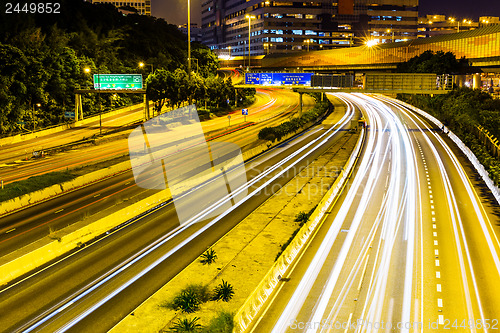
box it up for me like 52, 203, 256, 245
292, 30, 303, 35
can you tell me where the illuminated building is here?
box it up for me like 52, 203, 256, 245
89, 0, 151, 16
201, 0, 419, 56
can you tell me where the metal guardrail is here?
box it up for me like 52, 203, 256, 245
477, 125, 500, 158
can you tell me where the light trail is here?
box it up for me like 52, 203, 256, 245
272, 94, 418, 333
17, 95, 355, 332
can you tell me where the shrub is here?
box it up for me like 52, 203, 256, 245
169, 317, 202, 333
212, 280, 234, 302
171, 290, 201, 313
200, 249, 217, 265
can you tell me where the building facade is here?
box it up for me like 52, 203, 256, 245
201, 0, 418, 56
89, 0, 151, 16
418, 15, 478, 38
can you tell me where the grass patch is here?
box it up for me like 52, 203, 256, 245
0, 171, 77, 203
275, 206, 317, 261
201, 311, 234, 333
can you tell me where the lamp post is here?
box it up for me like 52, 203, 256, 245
245, 15, 256, 70
88, 66, 103, 135
139, 61, 153, 74
305, 39, 310, 52
187, 0, 192, 78
449, 17, 460, 32
387, 29, 394, 43
84, 67, 91, 89
32, 103, 41, 132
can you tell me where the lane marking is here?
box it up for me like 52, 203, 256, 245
432, 224, 436, 229
5, 228, 15, 234
344, 313, 353, 333
436, 271, 441, 278
94, 194, 101, 198
437, 298, 443, 307
54, 209, 64, 214
435, 259, 440, 266
433, 232, 437, 237
439, 315, 444, 325
434, 240, 438, 245
435, 249, 439, 255
437, 284, 442, 292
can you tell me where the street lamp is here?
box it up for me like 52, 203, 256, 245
187, 0, 192, 78
387, 29, 395, 43
139, 61, 153, 73
32, 103, 41, 132
245, 14, 256, 70
448, 17, 460, 32
84, 67, 91, 89
86, 67, 103, 135
305, 39, 311, 52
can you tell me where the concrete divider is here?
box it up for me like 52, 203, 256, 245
233, 126, 366, 333
0, 102, 149, 147
0, 160, 131, 217
386, 96, 500, 205
0, 188, 170, 286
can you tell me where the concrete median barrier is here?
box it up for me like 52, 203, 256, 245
0, 188, 170, 286
233, 126, 366, 333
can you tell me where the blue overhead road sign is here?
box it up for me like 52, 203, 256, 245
245, 72, 313, 86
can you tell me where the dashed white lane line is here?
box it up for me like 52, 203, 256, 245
433, 224, 437, 229
434, 240, 438, 246
436, 271, 441, 278
5, 228, 15, 234
54, 209, 64, 214
435, 249, 439, 255
437, 298, 443, 307
435, 259, 440, 267
94, 193, 101, 198
437, 284, 442, 292
433, 231, 437, 237
439, 315, 444, 325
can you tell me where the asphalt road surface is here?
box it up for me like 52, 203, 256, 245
251, 94, 500, 333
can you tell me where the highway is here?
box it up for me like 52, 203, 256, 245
0, 88, 298, 185
251, 94, 500, 333
0, 88, 313, 256
0, 94, 355, 332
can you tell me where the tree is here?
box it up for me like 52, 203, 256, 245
212, 280, 234, 302
146, 69, 176, 115
191, 45, 219, 78
397, 50, 471, 74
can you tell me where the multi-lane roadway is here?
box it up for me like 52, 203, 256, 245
251, 94, 500, 333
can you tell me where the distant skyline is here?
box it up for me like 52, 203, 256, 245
152, 0, 500, 26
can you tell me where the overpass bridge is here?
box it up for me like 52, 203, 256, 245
232, 25, 500, 72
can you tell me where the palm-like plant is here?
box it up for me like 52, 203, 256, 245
212, 280, 234, 302
168, 317, 201, 333
200, 249, 217, 265
172, 290, 201, 313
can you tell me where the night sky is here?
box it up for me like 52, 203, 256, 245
152, 0, 500, 26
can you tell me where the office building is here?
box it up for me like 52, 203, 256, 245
201, 0, 419, 56
89, 0, 151, 16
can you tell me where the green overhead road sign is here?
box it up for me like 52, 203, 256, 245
93, 74, 143, 90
